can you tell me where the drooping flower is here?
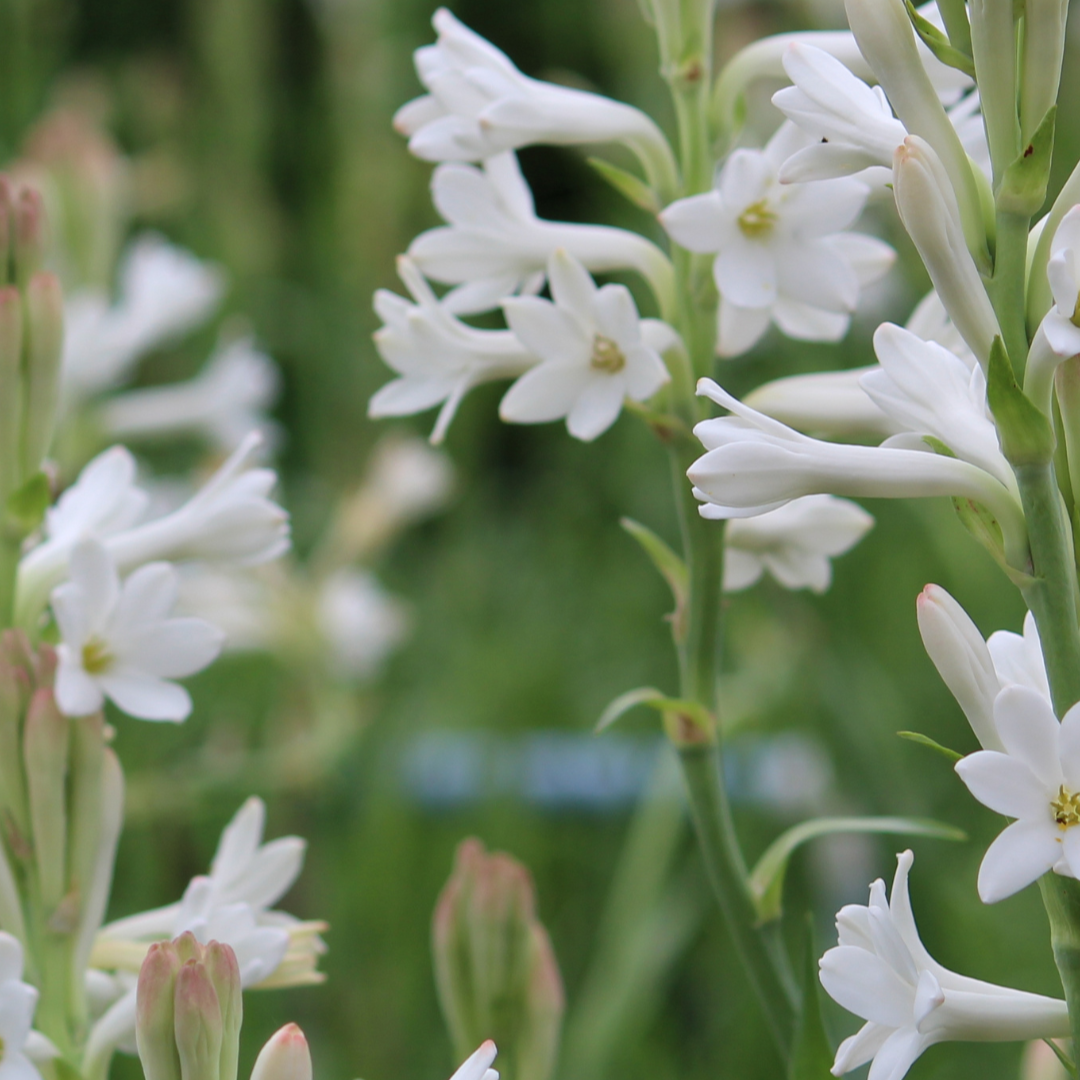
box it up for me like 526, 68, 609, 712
955, 686, 1080, 903
499, 250, 674, 440
51, 540, 224, 721
395, 8, 675, 192
659, 122, 894, 356
368, 256, 536, 443
1041, 205, 1080, 359
62, 234, 224, 403
724, 495, 873, 593
820, 850, 1070, 1080
408, 153, 673, 316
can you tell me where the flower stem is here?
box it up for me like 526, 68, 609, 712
1040, 875, 1080, 1053
990, 209, 1032, 378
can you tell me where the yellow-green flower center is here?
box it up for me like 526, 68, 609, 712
1052, 785, 1080, 829
738, 199, 777, 239
82, 637, 114, 676
590, 334, 626, 374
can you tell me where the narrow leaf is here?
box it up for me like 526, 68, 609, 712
950, 495, 1036, 588
789, 917, 834, 1080
749, 816, 966, 924
998, 107, 1056, 216
588, 158, 661, 214
897, 730, 963, 762
6, 471, 50, 533
595, 687, 666, 733
904, 0, 976, 78
986, 335, 1055, 465
621, 518, 689, 643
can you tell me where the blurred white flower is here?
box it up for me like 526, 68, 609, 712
62, 234, 224, 402
363, 435, 455, 528
316, 569, 409, 681
499, 250, 673, 440
820, 850, 1069, 1080
0, 934, 45, 1080
1042, 205, 1080, 358
956, 686, 1080, 902
724, 495, 873, 593
659, 122, 894, 356
408, 153, 673, 316
449, 1042, 498, 1080
369, 256, 536, 444
51, 540, 224, 721
395, 8, 674, 190
100, 336, 281, 453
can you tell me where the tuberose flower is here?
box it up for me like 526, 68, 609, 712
955, 686, 1080, 903
1041, 205, 1080, 358
820, 850, 1070, 1080
51, 540, 224, 721
659, 122, 894, 356
449, 1042, 499, 1080
724, 495, 873, 593
499, 249, 674, 440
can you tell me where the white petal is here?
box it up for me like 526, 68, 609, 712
566, 377, 625, 441
499, 363, 591, 424
502, 298, 588, 364
977, 818, 1061, 903
954, 751, 1049, 819
0, 936, 23, 983
112, 562, 178, 628
717, 300, 771, 357
592, 285, 641, 347
714, 238, 777, 309
547, 250, 596, 324
98, 672, 192, 722
866, 1026, 927, 1080
775, 240, 858, 312
992, 686, 1063, 786
833, 1022, 890, 1073
771, 299, 850, 342
68, 541, 119, 623
818, 947, 913, 1027
53, 658, 105, 718
659, 192, 728, 253
722, 549, 763, 592
122, 619, 224, 678
212, 798, 265, 878
719, 150, 773, 209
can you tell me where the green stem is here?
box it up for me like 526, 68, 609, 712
1041, 875, 1080, 1053
0, 532, 22, 630
990, 209, 1032, 378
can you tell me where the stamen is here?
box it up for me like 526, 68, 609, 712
1052, 785, 1080, 829
82, 637, 114, 676
590, 334, 626, 374
737, 199, 777, 239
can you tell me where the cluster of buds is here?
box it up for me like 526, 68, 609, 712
433, 839, 563, 1080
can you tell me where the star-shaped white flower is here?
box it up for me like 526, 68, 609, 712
498, 250, 673, 440
820, 850, 1069, 1080
724, 494, 873, 593
52, 540, 224, 721
660, 122, 894, 356
956, 686, 1080, 903
1042, 205, 1080, 358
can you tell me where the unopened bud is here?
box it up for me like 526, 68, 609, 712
137, 943, 184, 1080
13, 187, 46, 288
22, 271, 63, 476
204, 941, 242, 1080
893, 137, 1000, 368
22, 687, 70, 909
1021, 0, 1068, 143
250, 1024, 312, 1080
433, 839, 564, 1080
0, 287, 23, 498
174, 959, 223, 1080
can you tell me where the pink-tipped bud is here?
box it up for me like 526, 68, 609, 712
137, 943, 184, 1080
174, 959, 223, 1080
204, 942, 242, 1080
13, 186, 46, 286
22, 271, 63, 474
22, 688, 70, 908
250, 1024, 313, 1080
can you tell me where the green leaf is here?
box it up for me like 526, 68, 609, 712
789, 918, 834, 1080
594, 687, 715, 746
998, 106, 1056, 216
904, 0, 976, 78
595, 687, 667, 733
987, 335, 1056, 465
950, 494, 1036, 587
1042, 1038, 1077, 1078
588, 158, 661, 214
6, 471, 50, 533
897, 730, 963, 762
749, 817, 966, 924
621, 518, 689, 643
935, 0, 971, 55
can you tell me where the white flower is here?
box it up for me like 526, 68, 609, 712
395, 9, 674, 190
369, 257, 536, 443
773, 43, 988, 185
51, 540, 224, 721
62, 235, 224, 402
659, 122, 894, 357
499, 250, 673, 440
956, 686, 1080, 902
686, 379, 1025, 558
724, 495, 873, 593
316, 569, 409, 680
820, 850, 1069, 1080
1041, 205, 1080, 358
408, 153, 673, 316
0, 934, 45, 1080
449, 1042, 498, 1080
100, 336, 281, 453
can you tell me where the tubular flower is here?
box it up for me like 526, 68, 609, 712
659, 122, 894, 356
1041, 205, 1080, 358
724, 495, 873, 593
368, 256, 536, 444
449, 1042, 499, 1080
955, 686, 1080, 903
395, 9, 674, 190
820, 851, 1070, 1080
499, 249, 674, 441
408, 153, 673, 316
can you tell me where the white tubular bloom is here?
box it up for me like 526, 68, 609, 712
408, 153, 674, 316
893, 137, 1000, 367
51, 540, 224, 721
368, 257, 536, 444
250, 1025, 312, 1080
62, 235, 224, 402
0, 934, 45, 1080
687, 379, 1025, 559
724, 495, 873, 593
956, 686, 1080, 902
1040, 205, 1080, 358
315, 569, 409, 680
820, 850, 1070, 1080
449, 1042, 499, 1080
100, 337, 280, 453
395, 9, 675, 191
499, 249, 673, 440
660, 123, 894, 357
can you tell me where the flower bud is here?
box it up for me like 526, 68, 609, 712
22, 687, 70, 909
22, 271, 63, 478
1021, 0, 1068, 143
893, 137, 1000, 368
0, 287, 23, 499
250, 1024, 312, 1080
174, 959, 223, 1080
204, 942, 242, 1080
433, 839, 564, 1080
136, 943, 184, 1080
12, 187, 46, 288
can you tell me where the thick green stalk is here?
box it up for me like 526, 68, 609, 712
990, 209, 1032, 379
1040, 875, 1080, 1052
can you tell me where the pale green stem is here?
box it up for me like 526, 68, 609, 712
991, 209, 1032, 378
1040, 875, 1080, 1054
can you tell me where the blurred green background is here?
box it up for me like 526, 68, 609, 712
4, 0, 1080, 1078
